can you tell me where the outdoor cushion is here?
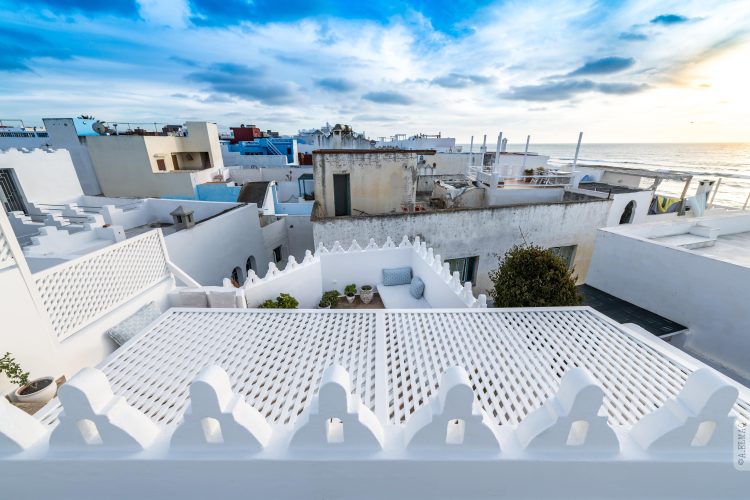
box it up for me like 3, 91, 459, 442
410, 276, 425, 299
106, 302, 161, 346
169, 289, 209, 308
382, 267, 413, 286
207, 289, 244, 308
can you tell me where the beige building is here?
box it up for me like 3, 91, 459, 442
313, 150, 435, 217
85, 122, 225, 198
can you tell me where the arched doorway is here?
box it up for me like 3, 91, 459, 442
231, 266, 243, 285
619, 200, 636, 224
246, 256, 256, 273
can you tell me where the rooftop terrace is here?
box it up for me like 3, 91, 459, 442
1, 307, 746, 498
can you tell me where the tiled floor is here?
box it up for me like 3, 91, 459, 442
334, 294, 385, 309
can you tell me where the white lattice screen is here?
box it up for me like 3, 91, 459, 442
33, 230, 170, 341
38, 309, 750, 428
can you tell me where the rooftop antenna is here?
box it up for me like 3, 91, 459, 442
494, 132, 503, 168
572, 131, 583, 172
481, 134, 487, 167
521, 135, 530, 169
468, 135, 474, 168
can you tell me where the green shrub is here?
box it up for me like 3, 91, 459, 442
488, 244, 582, 307
258, 293, 299, 309
0, 352, 30, 387
319, 290, 340, 308
344, 283, 357, 296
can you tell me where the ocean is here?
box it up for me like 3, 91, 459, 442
459, 143, 750, 208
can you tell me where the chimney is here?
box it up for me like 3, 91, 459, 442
170, 205, 195, 229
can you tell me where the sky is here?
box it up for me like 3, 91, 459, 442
0, 0, 749, 143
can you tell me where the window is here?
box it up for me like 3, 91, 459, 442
619, 200, 636, 224
549, 245, 577, 269
273, 246, 282, 263
156, 159, 166, 171
445, 256, 478, 285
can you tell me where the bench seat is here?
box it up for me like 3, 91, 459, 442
377, 283, 430, 309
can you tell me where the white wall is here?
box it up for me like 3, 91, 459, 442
43, 118, 102, 195
605, 190, 653, 227
285, 215, 314, 262
227, 166, 312, 184
313, 199, 612, 292
0, 148, 84, 205
243, 258, 322, 308
586, 217, 750, 378
319, 246, 411, 292
262, 218, 289, 265
165, 204, 268, 286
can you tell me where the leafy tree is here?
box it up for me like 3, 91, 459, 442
488, 244, 582, 307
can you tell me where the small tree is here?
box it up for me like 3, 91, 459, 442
488, 244, 582, 307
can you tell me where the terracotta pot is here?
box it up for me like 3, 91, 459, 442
15, 377, 56, 404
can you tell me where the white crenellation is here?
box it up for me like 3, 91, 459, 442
629, 368, 738, 453
330, 240, 345, 253
398, 235, 411, 248
404, 367, 500, 450
515, 368, 619, 452
348, 239, 362, 252
0, 398, 48, 453
50, 368, 161, 451
170, 366, 271, 450
365, 238, 378, 250
289, 364, 384, 450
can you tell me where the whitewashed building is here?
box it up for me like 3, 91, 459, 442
587, 210, 750, 384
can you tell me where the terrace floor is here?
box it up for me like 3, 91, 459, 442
334, 293, 384, 309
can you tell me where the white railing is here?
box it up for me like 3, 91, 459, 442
33, 230, 171, 341
0, 221, 13, 270
0, 360, 744, 498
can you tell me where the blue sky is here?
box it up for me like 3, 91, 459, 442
0, 0, 748, 142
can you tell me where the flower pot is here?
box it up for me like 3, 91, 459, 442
360, 286, 374, 304
345, 294, 355, 304
14, 376, 56, 404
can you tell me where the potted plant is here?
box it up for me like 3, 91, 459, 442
319, 290, 339, 309
344, 284, 357, 304
1, 352, 57, 404
257, 293, 299, 309
523, 168, 534, 183
360, 285, 374, 304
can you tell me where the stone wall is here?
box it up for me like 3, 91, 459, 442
313, 198, 612, 292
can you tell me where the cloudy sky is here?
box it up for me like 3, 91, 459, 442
1, 0, 749, 142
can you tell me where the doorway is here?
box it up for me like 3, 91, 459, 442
333, 174, 351, 216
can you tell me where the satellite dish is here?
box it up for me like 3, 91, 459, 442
92, 121, 108, 135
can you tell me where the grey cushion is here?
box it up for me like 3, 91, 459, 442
409, 276, 425, 299
382, 267, 413, 286
106, 302, 161, 346
208, 290, 242, 308
170, 289, 209, 308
